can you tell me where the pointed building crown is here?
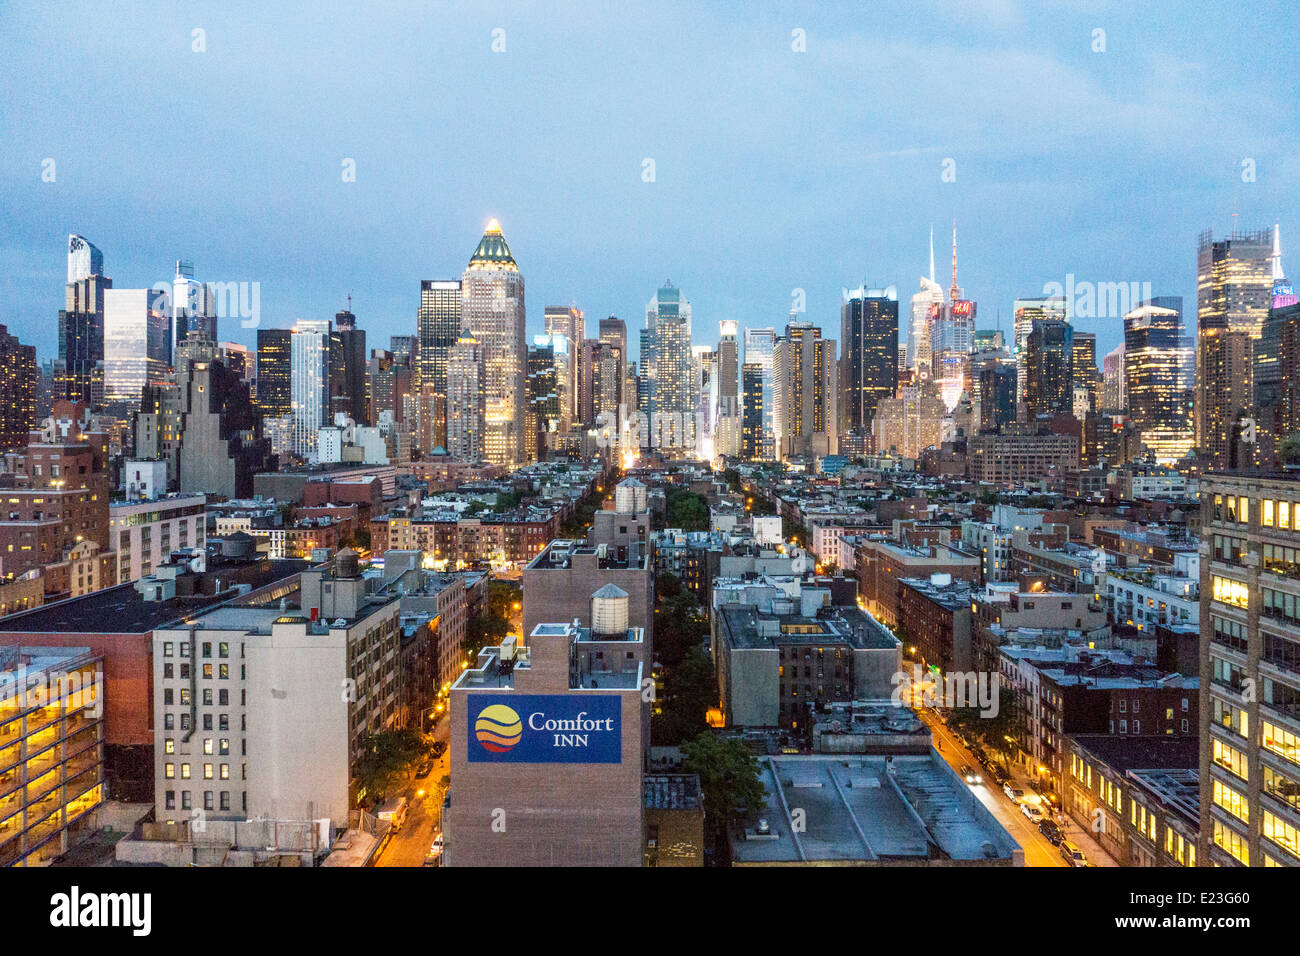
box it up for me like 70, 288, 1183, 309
468, 219, 518, 271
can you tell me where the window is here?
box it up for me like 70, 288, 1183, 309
180, 763, 191, 779
219, 642, 229, 658
204, 764, 214, 780
164, 739, 174, 754
164, 763, 175, 779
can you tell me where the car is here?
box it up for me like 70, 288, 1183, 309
424, 835, 444, 866
1021, 802, 1045, 822
415, 758, 434, 778
431, 740, 447, 758
1038, 820, 1064, 846
960, 765, 982, 785
1003, 784, 1026, 803
1060, 841, 1088, 867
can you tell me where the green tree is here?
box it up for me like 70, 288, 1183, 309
655, 590, 709, 668
664, 486, 710, 532
355, 730, 427, 803
1282, 433, 1300, 465
681, 732, 767, 822
652, 647, 717, 746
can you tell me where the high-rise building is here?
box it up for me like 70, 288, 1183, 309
1022, 318, 1074, 422
1072, 331, 1098, 414
1124, 297, 1194, 464
58, 235, 110, 407
171, 259, 217, 357
840, 286, 899, 447
873, 383, 947, 459
102, 287, 171, 416
0, 325, 37, 451
1200, 473, 1300, 867
741, 362, 765, 461
743, 327, 776, 459
972, 351, 1016, 432
1254, 228, 1298, 468
446, 328, 486, 462
461, 220, 526, 467
773, 322, 837, 460
715, 321, 741, 459
928, 225, 976, 409
1013, 296, 1068, 416
255, 328, 292, 418
1197, 226, 1275, 467
290, 319, 331, 459
527, 335, 562, 461
416, 279, 461, 448
545, 306, 584, 430
331, 305, 368, 425
640, 283, 694, 453
908, 229, 945, 379
1103, 343, 1126, 412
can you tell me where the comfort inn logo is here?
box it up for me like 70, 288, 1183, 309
475, 704, 523, 753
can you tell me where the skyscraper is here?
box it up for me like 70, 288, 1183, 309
255, 328, 293, 418
461, 220, 526, 467
526, 336, 560, 462
1102, 343, 1126, 412
0, 324, 37, 451
908, 229, 945, 379
773, 322, 837, 459
715, 321, 741, 459
1072, 331, 1098, 414
290, 319, 330, 459
1022, 318, 1073, 422
545, 306, 584, 431
1013, 296, 1069, 416
102, 287, 171, 415
1197, 226, 1275, 467
741, 362, 765, 460
417, 279, 461, 447
640, 283, 694, 453
840, 286, 899, 447
58, 234, 110, 406
743, 327, 776, 459
1124, 297, 1194, 464
446, 328, 486, 462
171, 259, 217, 357
929, 226, 976, 410
331, 305, 368, 425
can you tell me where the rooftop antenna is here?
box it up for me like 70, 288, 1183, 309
949, 219, 960, 303
1272, 222, 1284, 281
929, 226, 935, 284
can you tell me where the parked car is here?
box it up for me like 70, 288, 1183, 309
431, 740, 447, 758
1021, 802, 1045, 822
415, 757, 435, 778
424, 834, 444, 866
1038, 820, 1064, 846
1060, 841, 1088, 866
1003, 784, 1026, 803
960, 765, 982, 785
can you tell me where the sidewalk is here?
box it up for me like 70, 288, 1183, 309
1003, 764, 1119, 867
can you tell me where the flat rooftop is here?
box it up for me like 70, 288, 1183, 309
732, 754, 1018, 864
0, 560, 308, 635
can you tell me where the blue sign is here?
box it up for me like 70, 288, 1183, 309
467, 693, 622, 764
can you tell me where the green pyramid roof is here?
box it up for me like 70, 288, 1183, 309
468, 219, 517, 270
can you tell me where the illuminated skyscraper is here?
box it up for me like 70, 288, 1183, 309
290, 319, 330, 459
58, 235, 111, 406
103, 287, 171, 415
715, 321, 741, 458
1072, 331, 1098, 414
743, 327, 776, 459
446, 328, 486, 462
1103, 343, 1126, 412
773, 322, 837, 460
255, 328, 292, 418
1197, 226, 1274, 467
527, 335, 561, 461
1013, 296, 1068, 415
545, 305, 584, 430
461, 220, 526, 467
417, 279, 462, 448
908, 228, 944, 378
640, 283, 694, 453
840, 286, 898, 446
1022, 318, 1073, 422
171, 259, 216, 357
929, 225, 975, 410
0, 324, 37, 451
1124, 297, 1194, 464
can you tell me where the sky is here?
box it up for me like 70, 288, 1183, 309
2, 0, 1298, 367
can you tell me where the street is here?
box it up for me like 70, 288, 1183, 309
374, 718, 452, 867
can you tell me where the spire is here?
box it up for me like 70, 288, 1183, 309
468, 219, 517, 270
1273, 221, 1284, 281
949, 219, 960, 302
929, 226, 935, 284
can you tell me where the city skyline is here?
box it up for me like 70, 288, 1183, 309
4, 1, 1298, 365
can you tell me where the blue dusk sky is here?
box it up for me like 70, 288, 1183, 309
2, 0, 1297, 364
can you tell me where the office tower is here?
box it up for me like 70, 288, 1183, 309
417, 279, 462, 448
59, 235, 111, 406
1201, 473, 1300, 867
578, 338, 600, 426
973, 351, 1016, 431
218, 342, 252, 382
527, 335, 563, 461
909, 229, 945, 378
1198, 226, 1275, 467
330, 305, 368, 425
67, 233, 103, 283
1022, 318, 1073, 421
0, 325, 37, 451
1103, 343, 1126, 412
461, 220, 526, 467
1124, 297, 1194, 464
714, 321, 741, 459
290, 319, 330, 459
640, 283, 694, 453
255, 328, 292, 418
693, 345, 717, 459
1072, 331, 1098, 413
873, 382, 947, 459
973, 329, 1003, 351
545, 306, 584, 430
840, 286, 899, 446
1254, 227, 1298, 468
743, 327, 776, 459
367, 349, 409, 425
171, 259, 216, 357
389, 334, 416, 365
741, 363, 765, 460
103, 287, 171, 415
773, 322, 837, 459
136, 333, 271, 498
926, 224, 976, 410
1013, 295, 1068, 416
446, 329, 486, 462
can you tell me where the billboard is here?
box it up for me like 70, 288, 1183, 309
466, 693, 622, 764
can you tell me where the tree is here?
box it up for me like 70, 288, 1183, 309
1282, 433, 1300, 465
664, 486, 709, 532
656, 571, 683, 601
681, 732, 767, 822
652, 647, 717, 746
655, 590, 709, 668
354, 730, 427, 803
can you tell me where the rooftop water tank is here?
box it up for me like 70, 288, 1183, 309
615, 478, 648, 515
591, 583, 630, 637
